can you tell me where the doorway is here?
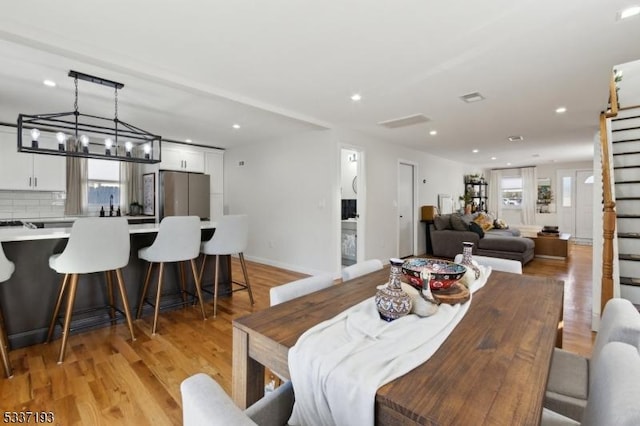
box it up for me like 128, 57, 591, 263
340, 148, 365, 266
398, 162, 415, 258
557, 168, 594, 244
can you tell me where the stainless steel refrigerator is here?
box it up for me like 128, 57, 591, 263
159, 171, 210, 220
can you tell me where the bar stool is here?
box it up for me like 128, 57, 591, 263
47, 217, 136, 364
200, 214, 254, 318
0, 243, 15, 378
137, 216, 206, 334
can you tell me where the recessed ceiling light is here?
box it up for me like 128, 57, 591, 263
507, 162, 512, 166
491, 157, 497, 160
472, 149, 479, 153
185, 139, 192, 143
429, 130, 437, 136
507, 135, 524, 142
460, 92, 485, 103
43, 80, 56, 87
232, 123, 241, 129
618, 6, 640, 20
555, 107, 567, 114
351, 93, 362, 102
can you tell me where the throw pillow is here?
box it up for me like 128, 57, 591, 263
433, 214, 452, 230
494, 218, 509, 229
469, 222, 485, 238
450, 214, 469, 231
473, 213, 494, 232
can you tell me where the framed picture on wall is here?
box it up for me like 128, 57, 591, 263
143, 173, 155, 216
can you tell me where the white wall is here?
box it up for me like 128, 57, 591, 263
224, 128, 468, 276
335, 129, 467, 263
224, 129, 340, 276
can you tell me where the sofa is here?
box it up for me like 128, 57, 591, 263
429, 213, 535, 264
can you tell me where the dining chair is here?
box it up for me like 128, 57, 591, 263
200, 214, 254, 317
544, 298, 640, 421
453, 253, 522, 274
270, 273, 334, 306
181, 373, 294, 426
47, 217, 136, 364
341, 259, 383, 282
0, 243, 15, 378
137, 216, 207, 335
541, 341, 640, 426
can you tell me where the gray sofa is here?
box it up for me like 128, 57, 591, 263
429, 213, 535, 264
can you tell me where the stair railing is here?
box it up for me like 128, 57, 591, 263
600, 71, 619, 313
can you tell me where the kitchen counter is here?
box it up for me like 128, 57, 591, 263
0, 220, 228, 349
0, 220, 217, 242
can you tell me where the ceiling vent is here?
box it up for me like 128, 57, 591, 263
460, 92, 485, 103
378, 113, 430, 129
508, 135, 524, 142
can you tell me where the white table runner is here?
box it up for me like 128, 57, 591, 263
288, 266, 491, 426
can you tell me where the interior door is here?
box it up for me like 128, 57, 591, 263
398, 163, 414, 258
575, 170, 594, 242
556, 170, 576, 236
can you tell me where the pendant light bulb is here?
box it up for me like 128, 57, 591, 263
105, 138, 113, 156
30, 128, 40, 148
125, 141, 133, 157
56, 132, 67, 151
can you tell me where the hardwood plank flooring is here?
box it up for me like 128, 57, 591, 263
0, 247, 593, 424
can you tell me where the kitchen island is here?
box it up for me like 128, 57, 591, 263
0, 220, 230, 349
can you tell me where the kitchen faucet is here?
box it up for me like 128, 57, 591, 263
110, 194, 114, 216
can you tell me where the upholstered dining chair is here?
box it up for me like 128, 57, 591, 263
181, 373, 294, 426
544, 298, 640, 421
270, 273, 334, 307
200, 214, 254, 317
541, 341, 640, 426
453, 253, 522, 274
0, 243, 15, 378
341, 259, 383, 282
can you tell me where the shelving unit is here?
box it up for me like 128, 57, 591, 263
464, 178, 488, 213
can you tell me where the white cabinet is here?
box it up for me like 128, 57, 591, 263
0, 129, 66, 191
205, 150, 224, 221
160, 144, 205, 173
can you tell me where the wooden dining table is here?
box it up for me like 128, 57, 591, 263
232, 266, 564, 425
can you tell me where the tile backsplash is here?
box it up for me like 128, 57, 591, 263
0, 190, 66, 219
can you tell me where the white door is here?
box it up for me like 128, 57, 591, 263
398, 163, 414, 258
557, 170, 576, 236
575, 170, 594, 242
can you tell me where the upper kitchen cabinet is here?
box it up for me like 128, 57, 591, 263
160, 143, 205, 173
0, 128, 66, 191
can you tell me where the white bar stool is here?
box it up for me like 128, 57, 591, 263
47, 217, 136, 364
200, 214, 254, 318
0, 243, 15, 378
137, 216, 206, 334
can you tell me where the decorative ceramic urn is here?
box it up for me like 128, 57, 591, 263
375, 258, 412, 322
460, 242, 481, 280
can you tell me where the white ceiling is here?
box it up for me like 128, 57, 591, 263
1, 1, 639, 168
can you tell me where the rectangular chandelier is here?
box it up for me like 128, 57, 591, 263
17, 70, 162, 164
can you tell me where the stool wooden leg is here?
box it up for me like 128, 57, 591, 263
190, 259, 207, 320
239, 253, 255, 305
137, 263, 154, 319
114, 268, 136, 341
105, 270, 116, 323
0, 305, 12, 378
47, 274, 69, 343
213, 255, 220, 318
58, 273, 79, 364
152, 263, 165, 335
198, 254, 208, 284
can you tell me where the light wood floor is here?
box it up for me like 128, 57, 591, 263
1, 245, 594, 425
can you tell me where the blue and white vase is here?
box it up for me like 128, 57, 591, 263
375, 258, 412, 322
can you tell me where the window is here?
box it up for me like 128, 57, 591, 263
501, 176, 522, 207
88, 159, 121, 214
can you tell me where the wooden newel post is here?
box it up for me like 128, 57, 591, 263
599, 112, 616, 314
